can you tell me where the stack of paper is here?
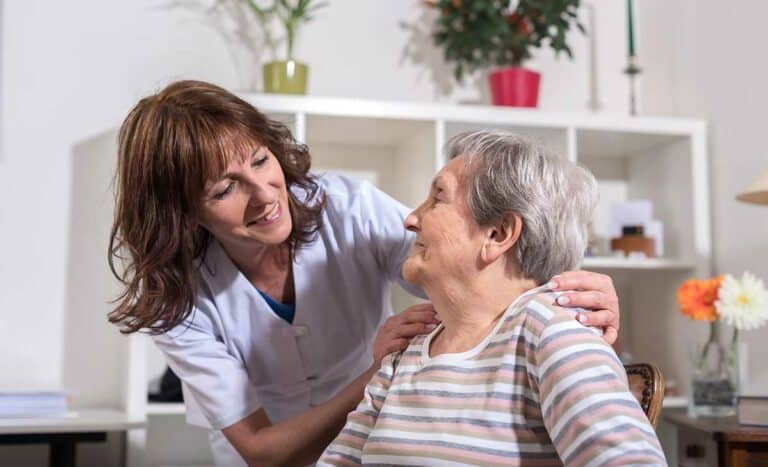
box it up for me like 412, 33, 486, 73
0, 392, 69, 418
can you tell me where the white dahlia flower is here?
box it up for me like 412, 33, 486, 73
715, 272, 768, 331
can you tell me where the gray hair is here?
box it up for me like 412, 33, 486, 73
446, 130, 598, 284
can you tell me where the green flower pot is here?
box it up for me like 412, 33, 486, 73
262, 60, 308, 95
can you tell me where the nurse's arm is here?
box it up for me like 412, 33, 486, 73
222, 365, 377, 467
222, 305, 436, 466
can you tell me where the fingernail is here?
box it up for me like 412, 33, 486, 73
556, 295, 570, 305
546, 281, 558, 290
427, 324, 437, 330
578, 314, 588, 324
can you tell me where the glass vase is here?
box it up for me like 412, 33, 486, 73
688, 322, 737, 417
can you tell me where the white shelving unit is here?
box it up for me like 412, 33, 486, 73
127, 94, 709, 466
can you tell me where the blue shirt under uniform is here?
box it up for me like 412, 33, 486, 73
257, 289, 295, 324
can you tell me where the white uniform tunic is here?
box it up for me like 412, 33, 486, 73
152, 174, 421, 466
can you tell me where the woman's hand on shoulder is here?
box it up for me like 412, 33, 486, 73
371, 303, 440, 368
547, 270, 620, 345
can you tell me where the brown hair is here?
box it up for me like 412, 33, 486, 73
108, 80, 325, 334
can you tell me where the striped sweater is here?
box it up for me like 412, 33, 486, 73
319, 287, 666, 466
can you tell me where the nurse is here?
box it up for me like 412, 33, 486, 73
108, 80, 621, 466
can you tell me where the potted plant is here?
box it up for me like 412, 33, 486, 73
231, 0, 328, 94
426, 0, 583, 107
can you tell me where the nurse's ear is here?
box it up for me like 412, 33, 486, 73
186, 214, 201, 232
480, 213, 522, 265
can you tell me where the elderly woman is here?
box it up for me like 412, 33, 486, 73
319, 131, 665, 466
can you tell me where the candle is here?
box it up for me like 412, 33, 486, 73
627, 0, 636, 57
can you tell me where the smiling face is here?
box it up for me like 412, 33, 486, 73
402, 156, 487, 288
197, 143, 292, 254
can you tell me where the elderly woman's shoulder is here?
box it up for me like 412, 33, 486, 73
513, 289, 598, 339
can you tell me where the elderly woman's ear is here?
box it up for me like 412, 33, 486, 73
480, 213, 523, 264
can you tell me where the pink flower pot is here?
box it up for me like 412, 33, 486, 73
488, 67, 541, 108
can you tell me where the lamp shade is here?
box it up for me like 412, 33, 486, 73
736, 170, 768, 205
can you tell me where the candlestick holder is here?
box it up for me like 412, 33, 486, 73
624, 55, 642, 116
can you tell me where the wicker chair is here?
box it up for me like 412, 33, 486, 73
625, 363, 665, 428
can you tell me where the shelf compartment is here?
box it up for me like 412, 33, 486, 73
578, 133, 696, 262
305, 115, 433, 148
444, 120, 569, 158
304, 115, 437, 210
576, 128, 692, 159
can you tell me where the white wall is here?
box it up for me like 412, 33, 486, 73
0, 0, 635, 464
637, 0, 768, 392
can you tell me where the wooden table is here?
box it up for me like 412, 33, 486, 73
0, 410, 145, 467
665, 412, 768, 466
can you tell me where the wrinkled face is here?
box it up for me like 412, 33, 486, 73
198, 144, 292, 252
402, 156, 486, 287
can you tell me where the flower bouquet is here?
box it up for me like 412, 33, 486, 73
677, 272, 768, 416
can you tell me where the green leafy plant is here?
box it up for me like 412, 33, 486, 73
221, 0, 328, 60
428, 0, 584, 81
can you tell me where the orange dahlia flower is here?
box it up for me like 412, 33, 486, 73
677, 276, 725, 321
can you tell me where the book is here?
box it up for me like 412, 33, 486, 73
0, 392, 69, 418
737, 396, 768, 427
